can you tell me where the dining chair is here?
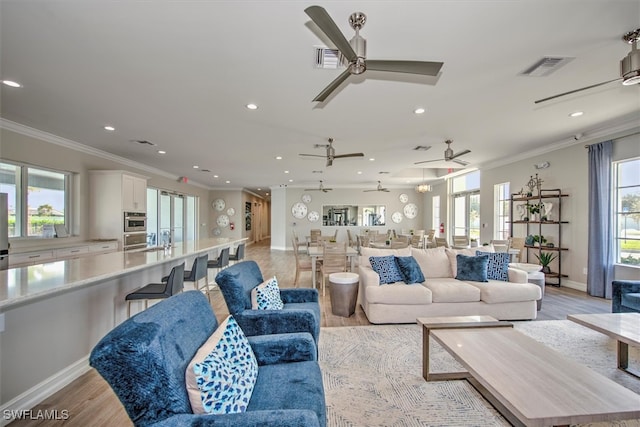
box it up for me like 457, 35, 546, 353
320, 242, 347, 297
509, 237, 525, 262
125, 262, 185, 318
490, 239, 510, 252
390, 240, 409, 249
452, 235, 470, 248
425, 229, 436, 248
435, 237, 449, 248
292, 237, 319, 287
292, 229, 308, 253
309, 229, 322, 247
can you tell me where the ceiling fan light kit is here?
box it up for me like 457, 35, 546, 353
621, 29, 640, 85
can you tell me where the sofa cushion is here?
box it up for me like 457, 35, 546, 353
467, 281, 541, 303
446, 246, 494, 276
365, 281, 433, 304
251, 277, 284, 310
395, 256, 425, 284
622, 293, 640, 312
423, 278, 481, 302
369, 255, 405, 284
479, 251, 510, 281
410, 246, 452, 278
186, 315, 258, 414
360, 246, 411, 268
455, 254, 489, 282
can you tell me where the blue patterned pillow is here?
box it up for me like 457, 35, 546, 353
369, 255, 405, 284
186, 316, 258, 414
395, 256, 425, 284
250, 276, 284, 310
455, 254, 489, 282
478, 251, 510, 281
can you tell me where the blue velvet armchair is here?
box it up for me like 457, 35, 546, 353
215, 260, 321, 346
612, 280, 640, 313
90, 291, 326, 427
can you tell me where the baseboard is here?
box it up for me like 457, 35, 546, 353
0, 357, 90, 427
559, 279, 586, 292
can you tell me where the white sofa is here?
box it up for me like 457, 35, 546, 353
358, 246, 542, 324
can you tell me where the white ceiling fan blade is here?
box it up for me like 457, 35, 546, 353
414, 158, 444, 165
299, 154, 327, 158
333, 153, 364, 158
305, 6, 358, 63
313, 68, 352, 102
452, 159, 469, 166
534, 78, 621, 104
366, 60, 443, 76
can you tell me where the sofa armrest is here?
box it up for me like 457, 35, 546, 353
613, 280, 640, 313
359, 264, 381, 287
234, 310, 318, 342
507, 268, 528, 283
149, 410, 321, 427
248, 332, 317, 364
280, 288, 319, 303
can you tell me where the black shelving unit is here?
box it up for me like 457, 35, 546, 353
509, 189, 569, 286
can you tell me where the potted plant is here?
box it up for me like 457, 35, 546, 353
532, 234, 546, 247
526, 203, 541, 221
535, 252, 557, 273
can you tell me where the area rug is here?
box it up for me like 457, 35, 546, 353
319, 320, 640, 427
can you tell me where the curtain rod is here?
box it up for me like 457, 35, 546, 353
584, 130, 640, 148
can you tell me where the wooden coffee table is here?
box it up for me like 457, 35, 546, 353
568, 312, 640, 378
419, 316, 640, 427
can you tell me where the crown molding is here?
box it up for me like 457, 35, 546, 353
0, 118, 212, 190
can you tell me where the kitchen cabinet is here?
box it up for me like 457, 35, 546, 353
122, 174, 147, 212
509, 189, 569, 286
9, 241, 118, 267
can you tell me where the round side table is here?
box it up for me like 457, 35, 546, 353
329, 272, 359, 317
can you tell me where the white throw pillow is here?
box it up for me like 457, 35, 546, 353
410, 246, 452, 278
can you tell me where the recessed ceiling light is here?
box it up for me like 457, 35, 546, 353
266, 193, 269, 196
213, 175, 219, 178
2, 80, 22, 88
193, 165, 199, 169
289, 179, 293, 182
569, 111, 584, 117
246, 103, 258, 110
369, 158, 375, 161
225, 180, 231, 184
257, 188, 262, 191
275, 156, 282, 160
284, 170, 289, 174
414, 107, 426, 114
157, 150, 166, 154
103, 125, 115, 131
357, 171, 362, 174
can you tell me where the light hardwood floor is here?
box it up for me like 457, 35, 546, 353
7, 239, 611, 426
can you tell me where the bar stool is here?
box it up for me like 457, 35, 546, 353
125, 262, 185, 318
205, 247, 230, 301
162, 254, 208, 291
228, 243, 245, 265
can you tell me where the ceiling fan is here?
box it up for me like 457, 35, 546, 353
299, 137, 364, 167
363, 181, 389, 192
304, 180, 333, 192
414, 140, 470, 166
535, 28, 640, 104
304, 5, 444, 102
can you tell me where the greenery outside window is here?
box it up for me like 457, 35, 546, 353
614, 157, 639, 266
0, 161, 70, 238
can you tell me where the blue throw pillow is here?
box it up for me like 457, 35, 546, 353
369, 255, 405, 284
395, 256, 425, 284
455, 254, 489, 282
478, 251, 510, 281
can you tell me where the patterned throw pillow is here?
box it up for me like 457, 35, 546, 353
186, 316, 258, 414
369, 255, 405, 284
394, 256, 425, 284
478, 251, 510, 281
455, 254, 489, 282
250, 276, 284, 310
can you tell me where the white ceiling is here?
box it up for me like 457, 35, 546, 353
1, 1, 639, 198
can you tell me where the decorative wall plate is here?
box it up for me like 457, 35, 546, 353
226, 207, 235, 216
403, 203, 418, 219
308, 211, 320, 222
291, 202, 308, 219
399, 193, 409, 203
216, 214, 230, 227
212, 198, 226, 211
212, 227, 221, 236
302, 194, 312, 203
391, 211, 403, 224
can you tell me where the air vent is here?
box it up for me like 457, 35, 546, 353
312, 170, 324, 174
314, 47, 344, 69
200, 169, 211, 173
520, 57, 574, 77
413, 145, 431, 151
131, 139, 156, 146
378, 171, 390, 174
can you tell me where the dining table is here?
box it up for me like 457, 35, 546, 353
307, 245, 359, 290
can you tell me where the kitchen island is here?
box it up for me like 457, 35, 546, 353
0, 237, 245, 416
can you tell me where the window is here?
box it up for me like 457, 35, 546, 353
614, 157, 640, 266
432, 195, 440, 236
450, 171, 480, 240
0, 161, 70, 238
494, 182, 510, 240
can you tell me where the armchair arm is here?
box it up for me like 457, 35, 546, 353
234, 310, 319, 342
149, 410, 320, 427
612, 280, 640, 313
280, 288, 319, 303
248, 332, 317, 364
507, 268, 528, 283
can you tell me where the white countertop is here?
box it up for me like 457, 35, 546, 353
0, 237, 244, 311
